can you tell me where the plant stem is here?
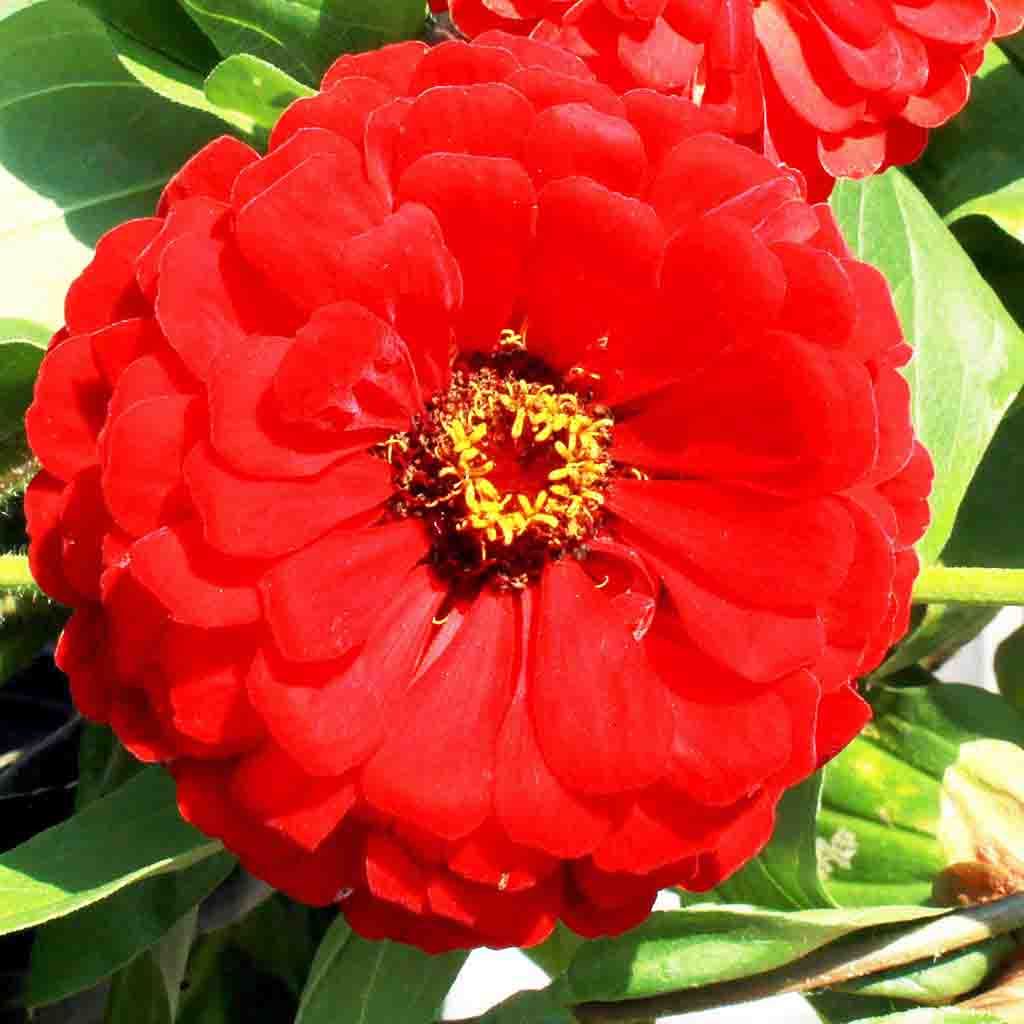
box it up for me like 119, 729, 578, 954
913, 566, 1024, 606
568, 894, 1024, 1022
0, 553, 33, 590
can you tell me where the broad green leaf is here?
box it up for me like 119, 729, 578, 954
715, 773, 834, 910
910, 45, 1024, 240
995, 624, 1024, 713
473, 983, 575, 1024
229, 892, 317, 995
811, 993, 914, 1023
0, 766, 220, 936
205, 54, 313, 132
179, 0, 427, 86
830, 171, 1024, 563
566, 904, 945, 1004
0, 318, 49, 347
103, 24, 258, 138
0, 337, 43, 437
942, 407, 1024, 569
0, 1, 232, 331
875, 605, 999, 678
75, 725, 144, 810
820, 682, 1024, 907
103, 910, 197, 1024
296, 917, 467, 1024
853, 1010, 1002, 1024
28, 852, 235, 1006
76, 0, 220, 72
835, 936, 1016, 1005
523, 925, 584, 978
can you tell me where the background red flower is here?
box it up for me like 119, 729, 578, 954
26, 34, 930, 951
443, 0, 1024, 197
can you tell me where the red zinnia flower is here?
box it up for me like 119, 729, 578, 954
25, 35, 930, 951
443, 0, 1024, 197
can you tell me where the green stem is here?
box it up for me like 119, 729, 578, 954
0, 553, 34, 590
913, 566, 1024, 606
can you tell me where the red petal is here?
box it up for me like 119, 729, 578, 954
618, 16, 704, 90
234, 152, 388, 315
207, 336, 347, 479
130, 519, 262, 628
816, 684, 870, 765
610, 480, 856, 610
523, 102, 648, 194
248, 565, 446, 775
506, 66, 625, 115
495, 682, 618, 858
184, 442, 392, 559
448, 819, 559, 892
158, 623, 264, 753
90, 319, 162, 387
648, 134, 784, 233
260, 519, 426, 663
477, 28, 596, 76
397, 154, 536, 348
362, 590, 519, 840
25, 472, 80, 605
330, 204, 461, 394
230, 743, 357, 851
135, 197, 228, 303
57, 466, 107, 599
529, 559, 673, 795
64, 219, 160, 335
269, 76, 393, 150
26, 333, 106, 482
321, 40, 429, 93
101, 395, 204, 537
408, 40, 520, 91
365, 832, 429, 913
394, 83, 535, 181
104, 351, 195, 428
56, 606, 111, 720
527, 177, 663, 368
157, 136, 260, 215
273, 302, 422, 438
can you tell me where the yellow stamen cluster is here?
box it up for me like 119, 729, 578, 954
436, 375, 612, 554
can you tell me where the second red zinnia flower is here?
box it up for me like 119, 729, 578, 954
25, 35, 931, 951
444, 0, 1024, 197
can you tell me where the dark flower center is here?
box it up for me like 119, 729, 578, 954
382, 334, 613, 587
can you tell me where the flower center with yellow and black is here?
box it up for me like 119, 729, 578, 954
25, 35, 932, 952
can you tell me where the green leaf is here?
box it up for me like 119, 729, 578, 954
0, 1, 234, 331
102, 23, 258, 139
829, 171, 1024, 564
942, 407, 1024, 569
0, 337, 43, 445
473, 983, 576, 1024
75, 0, 220, 72
835, 936, 1016, 1006
811, 993, 915, 1023
0, 318, 49, 347
820, 682, 1024, 908
995, 624, 1024, 713
0, 766, 220, 936
75, 725, 145, 810
178, 0, 427, 86
205, 54, 314, 132
28, 852, 235, 1006
295, 917, 467, 1024
714, 773, 834, 910
565, 904, 945, 1004
875, 605, 1000, 678
910, 45, 1024, 241
103, 909, 197, 1024
852, 1010, 1002, 1024
523, 925, 585, 978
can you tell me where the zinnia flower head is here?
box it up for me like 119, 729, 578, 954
26, 34, 931, 951
443, 0, 1024, 197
